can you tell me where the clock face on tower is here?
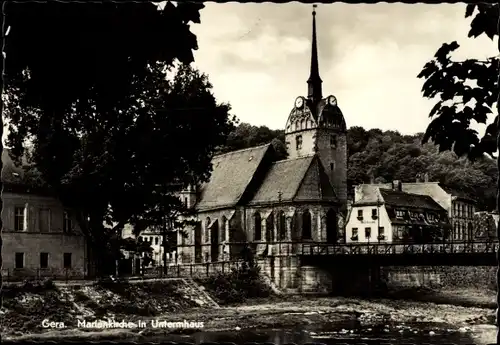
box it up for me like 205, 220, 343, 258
328, 95, 337, 106
295, 97, 304, 109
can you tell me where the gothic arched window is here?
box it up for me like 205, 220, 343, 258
278, 211, 286, 240
266, 212, 275, 242
205, 217, 211, 243
302, 210, 312, 240
326, 209, 337, 243
254, 212, 262, 241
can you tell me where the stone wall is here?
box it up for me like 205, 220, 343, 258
383, 266, 496, 290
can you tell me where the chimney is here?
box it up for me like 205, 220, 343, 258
424, 172, 429, 182
392, 180, 402, 192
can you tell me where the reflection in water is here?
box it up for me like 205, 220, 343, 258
140, 322, 478, 345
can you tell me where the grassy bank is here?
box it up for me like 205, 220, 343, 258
1, 279, 204, 337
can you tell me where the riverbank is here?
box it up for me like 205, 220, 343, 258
1, 281, 496, 343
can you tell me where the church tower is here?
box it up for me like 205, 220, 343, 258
284, 5, 348, 212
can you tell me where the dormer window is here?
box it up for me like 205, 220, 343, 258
296, 135, 303, 150
396, 210, 405, 219
409, 212, 417, 219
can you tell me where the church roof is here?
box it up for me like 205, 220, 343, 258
196, 144, 273, 211
249, 154, 337, 205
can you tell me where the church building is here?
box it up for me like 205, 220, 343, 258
178, 8, 347, 293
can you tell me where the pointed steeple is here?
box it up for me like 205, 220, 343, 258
307, 5, 323, 104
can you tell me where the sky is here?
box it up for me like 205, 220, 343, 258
185, 3, 499, 135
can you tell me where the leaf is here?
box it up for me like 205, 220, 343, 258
467, 4, 499, 40
434, 41, 459, 63
465, 4, 477, 18
417, 61, 439, 80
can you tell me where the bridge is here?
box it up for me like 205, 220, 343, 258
297, 240, 498, 266
171, 239, 500, 293
177, 239, 499, 266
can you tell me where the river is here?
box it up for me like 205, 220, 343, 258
136, 321, 489, 344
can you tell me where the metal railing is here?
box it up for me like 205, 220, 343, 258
1, 267, 85, 283
172, 239, 499, 257
1, 260, 248, 283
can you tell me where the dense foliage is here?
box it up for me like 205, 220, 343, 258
221, 124, 498, 211
196, 245, 272, 304
3, 2, 236, 274
417, 4, 499, 160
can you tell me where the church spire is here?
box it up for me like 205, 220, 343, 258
307, 5, 323, 103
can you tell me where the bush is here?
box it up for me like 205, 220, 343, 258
199, 247, 272, 304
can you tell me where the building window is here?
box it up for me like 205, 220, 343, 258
266, 212, 275, 242
296, 135, 303, 150
396, 210, 405, 219
254, 212, 262, 241
351, 228, 358, 241
330, 162, 334, 171
63, 211, 72, 233
14, 206, 25, 231
138, 236, 143, 242
365, 227, 371, 240
357, 209, 363, 219
378, 227, 385, 240
302, 210, 312, 240
330, 135, 337, 148
40, 253, 49, 269
155, 237, 159, 245
205, 217, 211, 243
278, 211, 286, 240
39, 208, 51, 232
221, 216, 228, 242
15, 253, 24, 269
63, 253, 72, 269
371, 208, 377, 218
184, 197, 188, 208
427, 213, 436, 222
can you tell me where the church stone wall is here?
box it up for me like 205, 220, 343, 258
315, 129, 348, 212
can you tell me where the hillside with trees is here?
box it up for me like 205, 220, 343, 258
220, 123, 498, 212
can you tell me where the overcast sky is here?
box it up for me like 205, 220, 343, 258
187, 3, 498, 135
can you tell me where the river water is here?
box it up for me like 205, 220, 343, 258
139, 322, 485, 344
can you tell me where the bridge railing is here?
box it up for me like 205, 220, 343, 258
169, 239, 499, 257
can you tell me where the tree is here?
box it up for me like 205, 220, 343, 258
3, 2, 235, 275
220, 123, 287, 159
417, 4, 499, 160
417, 5, 500, 336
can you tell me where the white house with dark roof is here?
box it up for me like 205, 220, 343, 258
176, 8, 348, 293
346, 182, 451, 244
1, 150, 88, 280
354, 179, 476, 241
